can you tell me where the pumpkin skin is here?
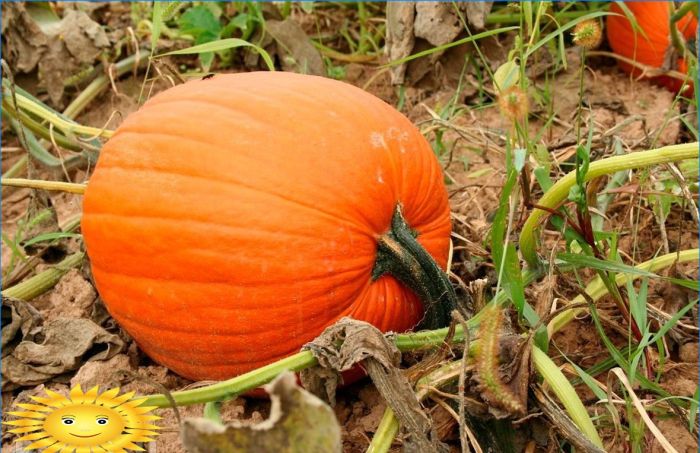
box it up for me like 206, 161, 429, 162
81, 72, 451, 381
606, 2, 697, 93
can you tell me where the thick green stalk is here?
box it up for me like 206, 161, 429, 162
520, 142, 699, 267
2, 252, 85, 300
1, 81, 114, 139
373, 205, 458, 329
143, 351, 317, 407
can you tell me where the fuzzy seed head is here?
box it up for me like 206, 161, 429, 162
572, 20, 603, 50
497, 86, 529, 122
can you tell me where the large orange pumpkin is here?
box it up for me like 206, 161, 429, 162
81, 72, 453, 381
606, 2, 698, 92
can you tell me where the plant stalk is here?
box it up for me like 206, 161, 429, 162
520, 142, 699, 267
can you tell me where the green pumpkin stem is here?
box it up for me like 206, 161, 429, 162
373, 205, 458, 329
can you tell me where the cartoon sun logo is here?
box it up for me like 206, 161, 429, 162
4, 385, 161, 452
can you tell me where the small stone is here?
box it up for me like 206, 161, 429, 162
679, 342, 698, 363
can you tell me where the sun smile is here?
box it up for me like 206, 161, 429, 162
70, 433, 100, 438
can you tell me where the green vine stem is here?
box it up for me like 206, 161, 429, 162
143, 351, 317, 407
548, 248, 699, 338
366, 407, 400, 453
669, 2, 698, 62
520, 142, 699, 267
63, 52, 149, 119
1, 80, 114, 139
1, 252, 85, 300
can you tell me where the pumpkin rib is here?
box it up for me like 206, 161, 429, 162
83, 211, 363, 245
90, 156, 382, 237
88, 254, 371, 289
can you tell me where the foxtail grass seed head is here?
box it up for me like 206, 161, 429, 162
497, 86, 529, 122
572, 20, 603, 50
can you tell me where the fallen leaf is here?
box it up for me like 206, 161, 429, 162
266, 19, 325, 76
1, 315, 124, 390
302, 317, 448, 452
2, 4, 109, 106
181, 372, 342, 453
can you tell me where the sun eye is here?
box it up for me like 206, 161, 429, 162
96, 417, 109, 425
62, 419, 75, 425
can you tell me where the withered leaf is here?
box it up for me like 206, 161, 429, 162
2, 317, 124, 391
181, 372, 341, 453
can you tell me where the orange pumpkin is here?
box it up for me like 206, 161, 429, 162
81, 72, 453, 381
606, 2, 697, 92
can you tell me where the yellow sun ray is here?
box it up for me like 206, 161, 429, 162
41, 442, 65, 453
16, 403, 55, 412
26, 437, 59, 450
8, 426, 45, 434
14, 431, 50, 442
7, 410, 48, 419
5, 419, 44, 426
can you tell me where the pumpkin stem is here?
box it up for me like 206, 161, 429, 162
373, 205, 459, 329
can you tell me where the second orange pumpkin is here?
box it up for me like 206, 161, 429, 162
607, 1, 697, 92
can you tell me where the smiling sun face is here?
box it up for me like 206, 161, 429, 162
4, 385, 160, 452
43, 404, 126, 446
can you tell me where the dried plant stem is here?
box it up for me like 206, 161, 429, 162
1, 178, 87, 194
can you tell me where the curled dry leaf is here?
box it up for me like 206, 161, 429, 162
1, 3, 109, 105
180, 372, 342, 453
301, 317, 448, 453
1, 296, 43, 353
1, 308, 125, 390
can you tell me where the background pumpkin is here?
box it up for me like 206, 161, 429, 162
606, 1, 697, 93
81, 72, 452, 381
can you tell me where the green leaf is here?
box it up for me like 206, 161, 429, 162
203, 401, 223, 425
491, 169, 518, 271
647, 298, 698, 346
178, 5, 222, 44
564, 355, 608, 401
177, 5, 223, 71
492, 61, 519, 94
513, 148, 527, 172
151, 1, 165, 52
22, 232, 82, 248
689, 386, 699, 431
157, 38, 275, 71
556, 253, 658, 278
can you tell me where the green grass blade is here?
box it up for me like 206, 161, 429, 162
157, 38, 275, 71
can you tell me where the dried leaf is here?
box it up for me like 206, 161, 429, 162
414, 3, 461, 47
2, 4, 109, 105
302, 317, 448, 452
1, 317, 124, 390
1, 297, 42, 354
181, 372, 341, 453
266, 19, 324, 76
385, 2, 416, 85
